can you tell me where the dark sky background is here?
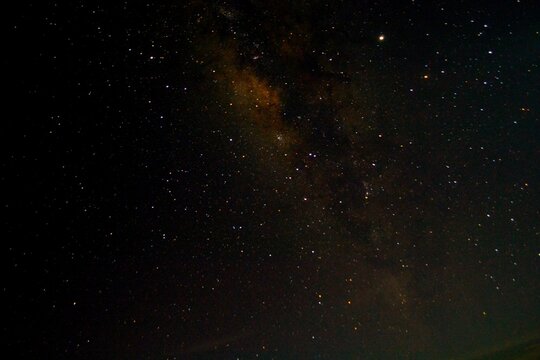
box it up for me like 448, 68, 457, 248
4, 1, 540, 359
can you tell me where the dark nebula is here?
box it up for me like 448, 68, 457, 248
5, 1, 540, 358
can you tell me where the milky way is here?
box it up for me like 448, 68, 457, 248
5, 1, 540, 358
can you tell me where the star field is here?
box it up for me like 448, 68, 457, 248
4, 1, 540, 359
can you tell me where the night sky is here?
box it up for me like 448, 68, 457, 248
5, 1, 540, 359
